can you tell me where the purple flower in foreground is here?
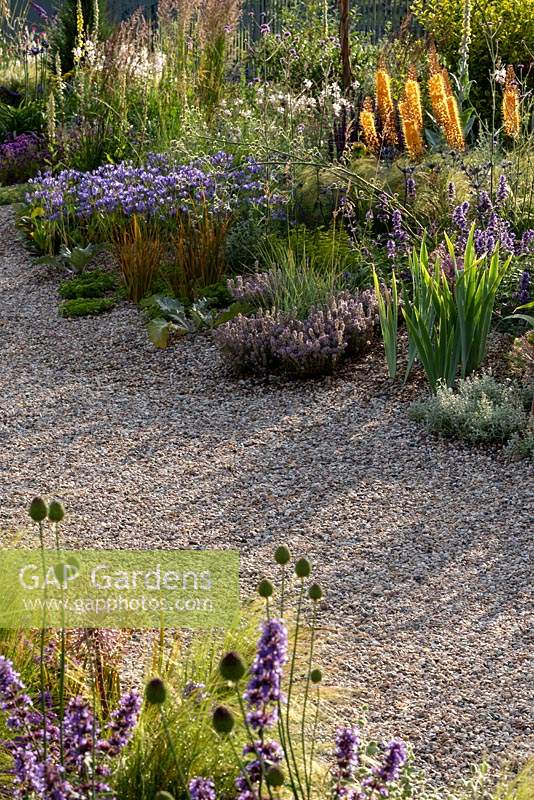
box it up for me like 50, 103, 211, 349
335, 726, 360, 780
236, 740, 283, 800
189, 776, 216, 800
244, 619, 288, 731
362, 739, 408, 796
103, 690, 141, 755
517, 270, 531, 305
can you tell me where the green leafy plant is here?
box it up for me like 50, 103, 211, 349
59, 296, 117, 318
58, 270, 116, 299
403, 228, 511, 391
373, 268, 399, 379
59, 243, 100, 274
146, 295, 243, 349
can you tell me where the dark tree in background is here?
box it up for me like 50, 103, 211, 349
339, 0, 352, 94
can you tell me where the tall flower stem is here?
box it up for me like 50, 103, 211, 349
283, 582, 306, 800
38, 520, 48, 761
161, 706, 190, 797
301, 603, 317, 799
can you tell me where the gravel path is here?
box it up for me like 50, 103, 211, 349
0, 206, 533, 785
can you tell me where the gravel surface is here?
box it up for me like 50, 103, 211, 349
0, 206, 533, 785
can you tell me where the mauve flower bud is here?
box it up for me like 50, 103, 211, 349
48, 500, 65, 522
310, 668, 322, 683
145, 678, 167, 705
29, 496, 47, 522
219, 651, 246, 682
308, 583, 323, 601
274, 545, 290, 565
155, 793, 175, 800
212, 704, 234, 734
265, 765, 285, 787
258, 579, 274, 598
295, 558, 311, 578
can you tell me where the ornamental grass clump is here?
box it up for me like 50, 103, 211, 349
215, 290, 378, 377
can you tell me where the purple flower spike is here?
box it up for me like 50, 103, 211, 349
189, 776, 216, 800
244, 618, 288, 731
334, 726, 360, 780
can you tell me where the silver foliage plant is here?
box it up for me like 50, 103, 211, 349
215, 290, 379, 376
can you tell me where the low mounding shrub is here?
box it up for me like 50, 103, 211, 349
215, 290, 378, 376
409, 374, 529, 447
59, 297, 117, 318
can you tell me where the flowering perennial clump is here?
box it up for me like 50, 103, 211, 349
0, 133, 49, 185
215, 290, 379, 376
27, 151, 276, 227
0, 655, 140, 799
450, 175, 534, 257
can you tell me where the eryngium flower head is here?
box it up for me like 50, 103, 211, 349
48, 500, 65, 522
29, 496, 47, 522
244, 619, 288, 730
274, 545, 291, 565
212, 704, 235, 734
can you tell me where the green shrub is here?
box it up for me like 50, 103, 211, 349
411, 0, 534, 99
58, 270, 117, 299
59, 297, 117, 318
409, 374, 528, 445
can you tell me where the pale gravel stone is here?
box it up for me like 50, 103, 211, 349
0, 207, 533, 785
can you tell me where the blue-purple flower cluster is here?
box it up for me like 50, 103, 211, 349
27, 151, 282, 227
332, 728, 408, 800
235, 739, 284, 800
215, 290, 378, 376
0, 655, 141, 800
450, 175, 534, 258
0, 132, 49, 185
244, 618, 288, 731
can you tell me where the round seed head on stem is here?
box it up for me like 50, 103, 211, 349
310, 668, 322, 684
258, 578, 274, 598
274, 545, 291, 565
29, 496, 48, 522
145, 678, 167, 705
48, 499, 65, 523
212, 704, 235, 734
295, 558, 311, 578
308, 583, 323, 601
219, 651, 246, 682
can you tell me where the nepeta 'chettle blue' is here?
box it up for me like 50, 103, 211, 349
27, 151, 282, 227
0, 655, 140, 800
